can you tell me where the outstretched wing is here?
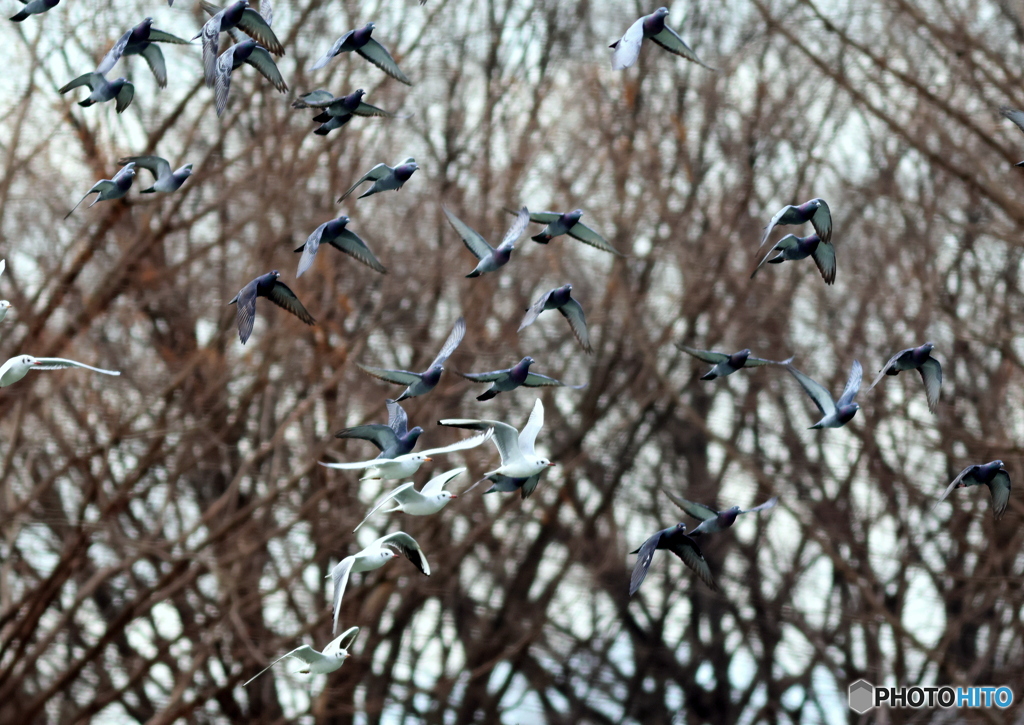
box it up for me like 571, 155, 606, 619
385, 398, 409, 437
416, 428, 494, 459
809, 198, 832, 245
1001, 106, 1024, 134
523, 371, 571, 388
663, 491, 718, 521
114, 81, 134, 114
334, 424, 398, 453
566, 221, 622, 254
96, 26, 134, 76
558, 298, 593, 353
611, 15, 645, 71
934, 465, 976, 511
329, 557, 355, 633
267, 281, 315, 326
758, 204, 795, 249
811, 240, 836, 285
988, 470, 1011, 519
323, 626, 360, 657
245, 45, 288, 92
353, 482, 416, 532
376, 532, 430, 575
429, 316, 466, 368
650, 25, 714, 70
497, 207, 530, 253
296, 222, 328, 277
750, 234, 800, 278
868, 348, 910, 390
231, 280, 259, 344
309, 31, 352, 71
664, 532, 717, 590
420, 467, 466, 496
518, 398, 545, 458
32, 358, 121, 376
119, 155, 171, 181
237, 7, 284, 55
628, 532, 661, 595
918, 357, 942, 413
443, 207, 493, 259
214, 47, 235, 117
836, 360, 862, 408
438, 419, 518, 463
458, 369, 509, 383
242, 645, 319, 686
357, 37, 411, 85
676, 344, 729, 364
519, 289, 555, 332
59, 72, 103, 95
740, 496, 779, 515
329, 228, 386, 273
356, 364, 421, 386
338, 163, 389, 202
785, 363, 836, 417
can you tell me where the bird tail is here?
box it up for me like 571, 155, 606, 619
140, 187, 156, 194
476, 390, 498, 401
465, 270, 481, 278
314, 125, 331, 136
78, 99, 95, 107
10, 11, 29, 21
699, 371, 718, 381
609, 41, 620, 50
531, 233, 551, 244
312, 112, 331, 123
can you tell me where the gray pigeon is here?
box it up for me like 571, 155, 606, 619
750, 233, 836, 285
629, 523, 717, 595
514, 208, 623, 255
458, 356, 585, 401
676, 344, 790, 380
999, 107, 1024, 166
868, 342, 941, 413
338, 158, 419, 202
96, 17, 190, 88
10, 0, 58, 22
357, 317, 465, 401
119, 156, 193, 194
215, 39, 287, 116
195, 0, 283, 89
664, 493, 778, 535
65, 163, 136, 220
291, 89, 401, 136
335, 399, 422, 460
295, 215, 385, 277
759, 198, 832, 248
59, 72, 134, 113
519, 284, 592, 353
445, 206, 530, 277
309, 22, 411, 85
935, 461, 1011, 520
228, 270, 314, 344
610, 7, 714, 71
786, 359, 862, 429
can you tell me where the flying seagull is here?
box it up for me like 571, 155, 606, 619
319, 428, 493, 481
65, 163, 136, 220
291, 89, 402, 136
513, 209, 622, 254
328, 532, 429, 632
58, 71, 134, 113
337, 158, 419, 202
353, 468, 464, 532
629, 523, 717, 595
119, 156, 193, 194
335, 398, 423, 461
356, 317, 465, 401
195, 0, 283, 88
10, 0, 59, 23
610, 7, 714, 71
935, 461, 1011, 520
868, 342, 941, 413
243, 627, 359, 686
664, 492, 778, 535
0, 259, 10, 323
785, 359, 862, 429
458, 356, 585, 401
676, 344, 791, 380
999, 107, 1024, 166
215, 39, 287, 116
309, 22, 411, 85
96, 17, 190, 88
295, 215, 385, 277
444, 206, 530, 277
0, 355, 121, 387
519, 284, 592, 353
228, 270, 314, 345
758, 198, 832, 248
750, 233, 836, 284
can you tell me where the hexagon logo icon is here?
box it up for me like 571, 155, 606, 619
848, 680, 874, 714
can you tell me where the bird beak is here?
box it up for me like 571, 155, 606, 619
449, 494, 458, 499
547, 462, 557, 467
423, 457, 433, 462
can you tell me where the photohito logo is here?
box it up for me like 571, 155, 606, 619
848, 680, 1014, 713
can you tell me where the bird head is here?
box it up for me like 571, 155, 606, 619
270, 270, 281, 280
921, 341, 935, 352
381, 549, 398, 561
440, 491, 457, 502
364, 21, 376, 32
566, 209, 584, 224
654, 7, 670, 17
179, 164, 194, 177
521, 356, 535, 367
992, 459, 1005, 469
0, 301, 12, 312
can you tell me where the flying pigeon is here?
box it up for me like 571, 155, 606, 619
228, 270, 314, 345
294, 215, 385, 277
458, 356, 585, 401
629, 523, 717, 595
335, 399, 423, 460
664, 492, 778, 535
337, 158, 419, 202
444, 206, 530, 277
328, 532, 428, 633
999, 107, 1024, 166
356, 317, 465, 401
319, 428, 492, 481
291, 89, 401, 136
785, 359, 862, 429
519, 284, 592, 353
96, 17, 190, 88
676, 344, 790, 380
513, 208, 622, 254
439, 398, 556, 496
0, 355, 121, 387
610, 7, 714, 71
243, 626, 359, 686
214, 39, 287, 116
58, 72, 134, 113
65, 163, 136, 220
118, 156, 193, 194
758, 198, 832, 248
868, 342, 942, 413
309, 22, 411, 85
750, 233, 836, 284
0, 259, 10, 323
9, 0, 58, 22
195, 0, 283, 88
353, 467, 464, 532
935, 461, 1011, 520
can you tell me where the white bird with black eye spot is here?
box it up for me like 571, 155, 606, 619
353, 467, 465, 532
242, 626, 359, 686
0, 355, 121, 388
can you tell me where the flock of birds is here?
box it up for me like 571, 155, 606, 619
3, 0, 1014, 691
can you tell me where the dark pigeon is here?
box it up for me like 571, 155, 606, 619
512, 208, 623, 255
338, 158, 418, 202
10, 0, 58, 22
291, 89, 401, 136
664, 493, 778, 535
195, 0, 283, 89
445, 206, 530, 277
758, 198, 832, 248
750, 233, 836, 284
215, 39, 287, 116
629, 523, 717, 595
458, 356, 585, 401
65, 163, 136, 220
309, 21, 411, 85
935, 461, 1011, 520
519, 284, 592, 353
335, 399, 423, 460
358, 317, 465, 401
785, 359, 862, 429
295, 215, 385, 277
611, 7, 714, 71
118, 156, 193, 194
868, 342, 941, 413
677, 344, 790, 380
96, 17, 190, 88
228, 270, 314, 344
59, 72, 134, 113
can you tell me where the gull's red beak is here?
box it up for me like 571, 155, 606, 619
449, 494, 459, 499
547, 462, 556, 466
423, 457, 433, 462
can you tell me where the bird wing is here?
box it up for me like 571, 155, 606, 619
918, 357, 942, 413
443, 207, 494, 259
292, 89, 336, 108
119, 156, 171, 180
611, 15, 645, 71
438, 419, 519, 463
115, 82, 135, 114
934, 465, 976, 510
518, 289, 555, 332
323, 626, 360, 657
758, 205, 795, 248
458, 369, 509, 383
231, 279, 259, 344
245, 46, 288, 92
523, 371, 571, 388
353, 101, 395, 118
295, 222, 327, 277
96, 27, 133, 76
415, 428, 493, 459
518, 398, 545, 458
836, 360, 863, 408
525, 210, 561, 224
810, 199, 832, 245
329, 556, 355, 633
376, 532, 430, 575
353, 483, 416, 532
650, 25, 714, 69
429, 316, 466, 368
214, 47, 235, 116
378, 399, 406, 440
566, 221, 623, 254
675, 344, 728, 364
32, 358, 121, 376
988, 470, 1011, 519
663, 491, 718, 521
357, 37, 411, 85
742, 355, 784, 368
868, 348, 910, 390
740, 496, 779, 515
1001, 106, 1024, 136
750, 233, 800, 278
558, 298, 593, 353
237, 7, 284, 54
785, 363, 836, 417
811, 240, 836, 284
334, 424, 398, 452
329, 228, 387, 273
665, 532, 717, 590
148, 28, 190, 44
628, 531, 661, 595
59, 72, 103, 95
356, 364, 422, 386
420, 467, 466, 496
242, 645, 319, 686
338, 163, 389, 202
267, 281, 315, 325
199, 19, 222, 87
308, 31, 352, 71
497, 207, 530, 253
